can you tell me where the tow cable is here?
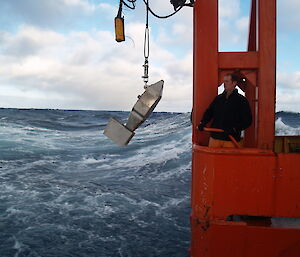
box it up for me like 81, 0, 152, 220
142, 0, 150, 88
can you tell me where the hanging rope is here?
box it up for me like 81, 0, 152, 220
121, 0, 191, 19
144, 0, 149, 59
142, 0, 150, 88
121, 0, 136, 10
117, 0, 123, 17
142, 0, 185, 19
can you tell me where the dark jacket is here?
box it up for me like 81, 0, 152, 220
200, 89, 252, 141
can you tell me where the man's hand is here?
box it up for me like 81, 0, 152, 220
197, 122, 205, 131
224, 127, 237, 137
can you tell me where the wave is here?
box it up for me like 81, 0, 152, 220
0, 108, 121, 132
1, 108, 299, 134
275, 117, 300, 135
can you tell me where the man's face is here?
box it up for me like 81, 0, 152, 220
223, 75, 237, 92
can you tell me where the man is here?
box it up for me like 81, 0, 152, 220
197, 73, 252, 148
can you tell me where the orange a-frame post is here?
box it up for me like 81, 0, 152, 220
191, 0, 300, 256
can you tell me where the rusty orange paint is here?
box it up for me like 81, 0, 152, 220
191, 0, 300, 256
191, 145, 300, 257
192, 0, 218, 146
191, 220, 300, 257
192, 146, 300, 219
257, 0, 276, 150
248, 0, 257, 51
218, 52, 259, 70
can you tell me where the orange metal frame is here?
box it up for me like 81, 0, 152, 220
193, 0, 276, 149
191, 0, 300, 256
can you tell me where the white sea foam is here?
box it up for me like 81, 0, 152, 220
81, 154, 121, 165
6, 207, 25, 215
152, 163, 191, 181
82, 157, 106, 164
161, 195, 189, 210
275, 117, 300, 135
13, 238, 22, 250
97, 129, 192, 170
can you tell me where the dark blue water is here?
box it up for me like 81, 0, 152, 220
0, 108, 299, 257
0, 109, 192, 257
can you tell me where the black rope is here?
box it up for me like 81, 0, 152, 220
146, 0, 149, 28
117, 0, 123, 17
142, 0, 150, 86
142, 0, 185, 19
121, 0, 135, 10
144, 0, 149, 58
120, 0, 186, 19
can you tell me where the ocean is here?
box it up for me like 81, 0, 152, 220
0, 108, 299, 257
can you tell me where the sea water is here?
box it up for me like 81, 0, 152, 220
0, 109, 299, 257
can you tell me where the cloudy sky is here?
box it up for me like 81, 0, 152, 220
0, 0, 299, 112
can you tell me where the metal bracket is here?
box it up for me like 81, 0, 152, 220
104, 80, 164, 146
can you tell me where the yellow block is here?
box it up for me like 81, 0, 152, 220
115, 17, 125, 42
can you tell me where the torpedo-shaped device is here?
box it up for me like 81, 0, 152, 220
103, 80, 164, 146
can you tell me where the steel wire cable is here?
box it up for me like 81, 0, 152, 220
121, 0, 136, 10
142, 0, 184, 19
120, 0, 186, 18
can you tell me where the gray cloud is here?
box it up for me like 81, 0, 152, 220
2, 0, 73, 28
276, 87, 300, 112
0, 0, 115, 30
0, 26, 65, 58
278, 0, 300, 33
278, 72, 300, 89
0, 23, 192, 112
